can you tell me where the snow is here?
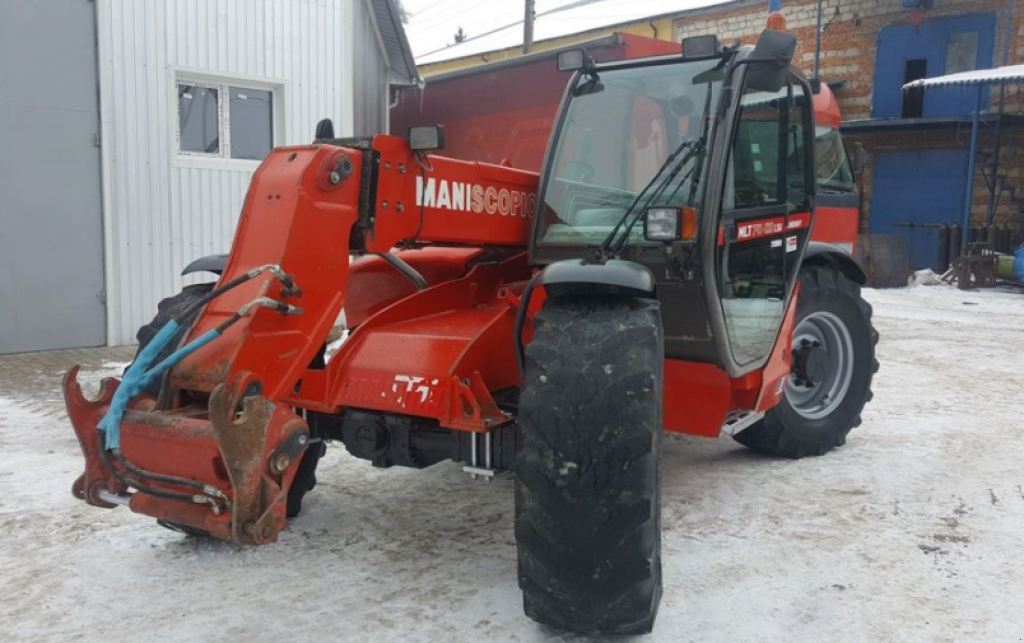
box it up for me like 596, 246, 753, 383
407, 0, 727, 65
3, 284, 1024, 641
903, 63, 1024, 89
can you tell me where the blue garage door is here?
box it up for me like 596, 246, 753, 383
870, 149, 969, 270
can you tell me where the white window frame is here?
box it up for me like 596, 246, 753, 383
171, 68, 287, 171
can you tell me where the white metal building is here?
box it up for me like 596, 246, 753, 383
0, 0, 416, 353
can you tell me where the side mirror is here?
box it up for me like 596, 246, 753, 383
315, 118, 335, 141
850, 140, 867, 174
409, 125, 445, 152
744, 29, 797, 93
681, 35, 720, 59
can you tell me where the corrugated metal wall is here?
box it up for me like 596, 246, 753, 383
97, 0, 390, 344
354, 3, 389, 135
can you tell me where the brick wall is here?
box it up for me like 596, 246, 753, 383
673, 0, 1024, 236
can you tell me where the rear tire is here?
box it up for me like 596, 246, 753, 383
734, 266, 878, 458
516, 296, 663, 635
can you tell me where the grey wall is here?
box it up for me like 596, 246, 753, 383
0, 0, 106, 353
354, 0, 389, 136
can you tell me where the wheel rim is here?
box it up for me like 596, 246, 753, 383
785, 311, 854, 420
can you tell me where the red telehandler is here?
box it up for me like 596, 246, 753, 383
64, 28, 877, 635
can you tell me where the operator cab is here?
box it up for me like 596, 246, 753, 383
531, 30, 815, 377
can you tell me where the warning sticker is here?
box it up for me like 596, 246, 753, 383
786, 236, 798, 252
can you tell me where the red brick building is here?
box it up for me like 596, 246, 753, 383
673, 0, 1023, 267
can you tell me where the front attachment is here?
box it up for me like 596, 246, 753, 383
64, 367, 308, 545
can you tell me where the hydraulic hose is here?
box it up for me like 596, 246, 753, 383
94, 267, 302, 515
98, 434, 220, 509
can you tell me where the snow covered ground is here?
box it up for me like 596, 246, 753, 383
2, 283, 1023, 642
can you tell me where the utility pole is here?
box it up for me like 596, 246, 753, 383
524, 0, 535, 54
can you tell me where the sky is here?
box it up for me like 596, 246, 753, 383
400, 0, 729, 64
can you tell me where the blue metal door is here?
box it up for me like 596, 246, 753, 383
870, 149, 968, 270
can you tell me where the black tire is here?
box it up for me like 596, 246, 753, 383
129, 282, 216, 398
132, 283, 323, 520
734, 265, 878, 458
516, 296, 663, 635
286, 440, 325, 518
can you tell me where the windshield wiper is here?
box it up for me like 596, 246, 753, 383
595, 137, 702, 257
607, 142, 705, 256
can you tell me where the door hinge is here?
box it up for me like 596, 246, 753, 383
97, 289, 107, 305
93, 132, 102, 147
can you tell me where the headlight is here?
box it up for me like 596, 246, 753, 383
644, 207, 680, 241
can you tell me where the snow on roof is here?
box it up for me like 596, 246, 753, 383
903, 64, 1024, 90
416, 0, 730, 65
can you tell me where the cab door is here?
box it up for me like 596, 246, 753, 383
714, 76, 815, 373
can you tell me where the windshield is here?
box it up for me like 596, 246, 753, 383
536, 59, 724, 247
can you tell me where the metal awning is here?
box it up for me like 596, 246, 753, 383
903, 64, 1024, 90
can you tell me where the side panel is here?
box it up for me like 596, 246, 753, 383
811, 204, 860, 249
290, 255, 532, 431
367, 136, 539, 250
0, 0, 106, 353
390, 35, 681, 171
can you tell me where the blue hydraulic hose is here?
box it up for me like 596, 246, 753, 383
98, 324, 220, 451
98, 320, 182, 450
137, 329, 220, 391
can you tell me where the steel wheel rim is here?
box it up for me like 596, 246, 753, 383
786, 311, 854, 420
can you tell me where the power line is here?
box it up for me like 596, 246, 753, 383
416, 0, 613, 58
406, 0, 495, 34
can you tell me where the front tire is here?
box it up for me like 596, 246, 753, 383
516, 296, 663, 635
734, 266, 878, 458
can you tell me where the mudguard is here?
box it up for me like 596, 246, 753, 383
537, 259, 656, 298
803, 242, 867, 285
182, 254, 229, 276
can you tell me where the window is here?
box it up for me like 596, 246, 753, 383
902, 59, 927, 118
946, 31, 979, 74
178, 84, 220, 154
176, 75, 278, 162
535, 59, 722, 247
726, 85, 812, 211
814, 126, 856, 193
720, 81, 811, 364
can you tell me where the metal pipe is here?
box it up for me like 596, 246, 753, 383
98, 490, 132, 506
373, 252, 428, 291
963, 86, 983, 249
987, 0, 1016, 226
813, 0, 823, 80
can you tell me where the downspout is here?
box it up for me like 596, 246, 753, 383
986, 0, 1015, 226
649, 18, 659, 40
